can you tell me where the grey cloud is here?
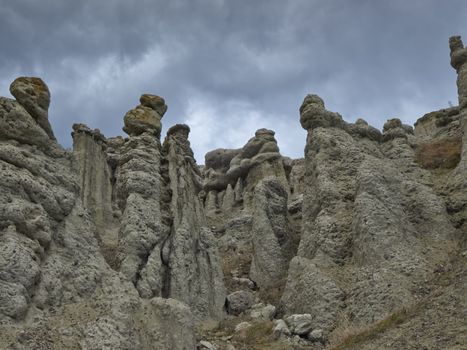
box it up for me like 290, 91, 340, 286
1, 0, 466, 161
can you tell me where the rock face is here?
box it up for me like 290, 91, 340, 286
281, 92, 458, 332
160, 124, 225, 319
72, 112, 227, 321
201, 128, 298, 309
0, 79, 197, 349
71, 124, 119, 266
249, 178, 291, 289
447, 35, 467, 233
203, 128, 289, 209
72, 108, 226, 321
1, 34, 466, 350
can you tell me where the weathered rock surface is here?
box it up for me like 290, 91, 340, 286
249, 303, 276, 320
73, 106, 226, 321
9, 77, 55, 140
226, 290, 255, 316
447, 35, 467, 233
0, 79, 198, 349
161, 124, 225, 320
249, 178, 291, 289
123, 94, 167, 137
72, 123, 119, 266
202, 128, 295, 301
203, 128, 289, 210
285, 314, 314, 336
1, 34, 467, 350
281, 92, 458, 333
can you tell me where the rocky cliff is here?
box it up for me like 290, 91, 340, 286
0, 36, 465, 350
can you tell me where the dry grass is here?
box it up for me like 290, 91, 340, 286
415, 137, 461, 169
257, 278, 287, 308
327, 303, 425, 350
220, 246, 253, 292
233, 320, 308, 350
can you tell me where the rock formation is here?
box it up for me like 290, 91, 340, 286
123, 94, 167, 137
281, 93, 458, 333
0, 78, 228, 349
0, 34, 466, 350
447, 35, 467, 233
249, 178, 291, 290
72, 100, 226, 320
0, 78, 198, 349
9, 77, 56, 140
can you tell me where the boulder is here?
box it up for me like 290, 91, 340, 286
307, 328, 324, 343
123, 94, 167, 137
226, 291, 255, 315
285, 314, 314, 336
250, 303, 276, 321
272, 319, 291, 339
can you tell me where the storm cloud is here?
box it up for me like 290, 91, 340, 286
1, 0, 466, 161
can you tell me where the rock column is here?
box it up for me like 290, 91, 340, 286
450, 35, 467, 161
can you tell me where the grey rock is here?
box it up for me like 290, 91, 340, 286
161, 124, 226, 320
250, 303, 276, 320
205, 148, 241, 174
281, 92, 457, 332
272, 319, 291, 339
448, 35, 467, 233
308, 328, 324, 342
135, 297, 197, 350
234, 321, 252, 333
226, 291, 255, 315
0, 97, 54, 151
249, 178, 290, 289
299, 94, 344, 130
231, 277, 256, 290
198, 340, 217, 350
281, 257, 345, 331
72, 123, 118, 267
204, 128, 288, 203
285, 314, 313, 336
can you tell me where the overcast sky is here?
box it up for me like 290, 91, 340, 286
1, 0, 466, 162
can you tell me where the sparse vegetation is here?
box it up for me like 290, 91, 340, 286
327, 306, 414, 350
415, 137, 461, 169
257, 278, 287, 308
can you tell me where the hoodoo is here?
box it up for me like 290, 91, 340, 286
0, 35, 465, 349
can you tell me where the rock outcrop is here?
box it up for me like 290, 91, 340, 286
281, 93, 458, 333
447, 35, 467, 233
249, 178, 291, 289
203, 128, 289, 212
202, 128, 297, 304
123, 94, 167, 137
0, 78, 198, 349
1, 34, 466, 350
9, 77, 55, 140
72, 124, 119, 266
160, 124, 225, 320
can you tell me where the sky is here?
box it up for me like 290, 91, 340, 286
1, 0, 466, 162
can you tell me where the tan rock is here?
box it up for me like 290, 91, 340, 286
139, 94, 167, 115
123, 94, 167, 137
9, 77, 55, 140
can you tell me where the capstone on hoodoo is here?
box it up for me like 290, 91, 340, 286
123, 94, 167, 137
